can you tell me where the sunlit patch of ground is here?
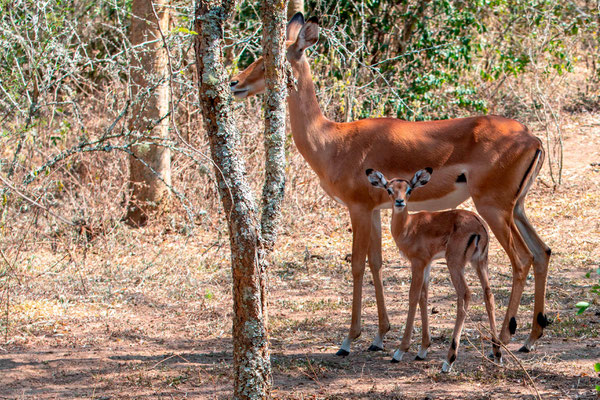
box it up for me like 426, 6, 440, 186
1, 113, 599, 399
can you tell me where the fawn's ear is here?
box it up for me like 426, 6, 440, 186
293, 16, 319, 52
409, 168, 432, 189
366, 169, 388, 189
286, 12, 305, 42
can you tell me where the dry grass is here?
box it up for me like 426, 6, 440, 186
1, 109, 600, 399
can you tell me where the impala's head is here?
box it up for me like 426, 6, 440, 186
230, 12, 319, 99
366, 168, 433, 211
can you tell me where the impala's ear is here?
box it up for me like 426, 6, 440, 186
286, 12, 305, 42
294, 16, 319, 52
366, 169, 388, 189
409, 168, 433, 189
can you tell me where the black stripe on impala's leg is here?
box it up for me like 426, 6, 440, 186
509, 317, 517, 335
537, 312, 550, 329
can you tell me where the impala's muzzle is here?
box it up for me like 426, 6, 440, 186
395, 199, 406, 208
230, 81, 250, 99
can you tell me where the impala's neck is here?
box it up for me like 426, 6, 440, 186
391, 209, 411, 242
287, 56, 332, 167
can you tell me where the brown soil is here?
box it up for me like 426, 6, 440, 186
1, 112, 600, 399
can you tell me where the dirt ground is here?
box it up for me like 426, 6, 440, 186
1, 112, 600, 399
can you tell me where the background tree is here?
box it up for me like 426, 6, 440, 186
195, 0, 288, 398
287, 0, 304, 19
126, 0, 172, 226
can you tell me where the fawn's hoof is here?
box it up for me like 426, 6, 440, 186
391, 349, 406, 363
441, 360, 453, 373
415, 346, 428, 360
518, 344, 532, 353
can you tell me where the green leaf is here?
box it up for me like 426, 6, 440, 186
576, 301, 590, 315
594, 362, 600, 372
173, 26, 198, 36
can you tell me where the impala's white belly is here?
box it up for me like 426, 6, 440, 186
408, 183, 470, 212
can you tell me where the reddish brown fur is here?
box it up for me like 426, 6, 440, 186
231, 14, 550, 353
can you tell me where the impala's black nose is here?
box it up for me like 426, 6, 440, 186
230, 80, 239, 87
395, 200, 406, 208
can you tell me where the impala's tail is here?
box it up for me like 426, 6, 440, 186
515, 145, 544, 203
465, 233, 480, 258
464, 219, 489, 263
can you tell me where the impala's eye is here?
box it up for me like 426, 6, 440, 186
406, 187, 412, 196
387, 188, 393, 195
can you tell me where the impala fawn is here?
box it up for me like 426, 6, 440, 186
366, 168, 502, 372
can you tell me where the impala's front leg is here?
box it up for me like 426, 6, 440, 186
337, 206, 372, 356
416, 263, 432, 360
392, 259, 426, 363
367, 209, 391, 352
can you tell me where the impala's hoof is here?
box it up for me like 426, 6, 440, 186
441, 360, 453, 373
336, 348, 350, 357
368, 344, 383, 352
518, 345, 531, 353
390, 357, 400, 364
415, 346, 428, 360
391, 349, 406, 363
487, 351, 503, 364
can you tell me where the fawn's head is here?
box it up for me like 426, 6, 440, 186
365, 168, 433, 211
230, 13, 319, 99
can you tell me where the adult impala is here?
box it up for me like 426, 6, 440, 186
231, 13, 551, 355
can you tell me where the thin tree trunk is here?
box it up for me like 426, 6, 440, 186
195, 0, 287, 398
260, 0, 288, 251
126, 0, 171, 226
398, 0, 430, 54
287, 0, 304, 19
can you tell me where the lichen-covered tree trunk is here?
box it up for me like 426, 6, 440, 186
195, 1, 287, 398
126, 0, 171, 226
260, 0, 288, 251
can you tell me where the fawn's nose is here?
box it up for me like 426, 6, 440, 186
395, 199, 406, 208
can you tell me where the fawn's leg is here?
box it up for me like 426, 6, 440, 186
473, 255, 502, 362
416, 263, 432, 360
442, 260, 471, 373
392, 258, 427, 363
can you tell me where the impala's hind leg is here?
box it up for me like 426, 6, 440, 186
473, 204, 533, 345
514, 199, 551, 352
